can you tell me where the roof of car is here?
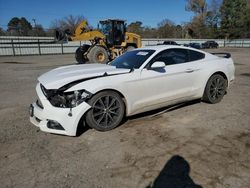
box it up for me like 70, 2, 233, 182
138, 45, 197, 52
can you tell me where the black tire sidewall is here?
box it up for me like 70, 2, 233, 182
75, 45, 90, 64
87, 46, 109, 64
86, 91, 125, 131
203, 74, 227, 104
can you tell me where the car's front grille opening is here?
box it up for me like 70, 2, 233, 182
47, 120, 65, 130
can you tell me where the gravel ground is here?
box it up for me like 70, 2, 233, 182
0, 48, 249, 188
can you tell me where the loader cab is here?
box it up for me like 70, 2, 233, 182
99, 19, 126, 47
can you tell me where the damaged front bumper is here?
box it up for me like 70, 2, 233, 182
29, 84, 91, 136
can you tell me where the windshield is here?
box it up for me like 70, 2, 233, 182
100, 22, 112, 36
110, 50, 155, 69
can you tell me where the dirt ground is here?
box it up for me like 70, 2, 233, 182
0, 48, 249, 188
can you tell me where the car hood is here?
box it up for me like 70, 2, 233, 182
38, 64, 130, 89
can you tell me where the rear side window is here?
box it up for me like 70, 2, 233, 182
188, 50, 205, 61
148, 48, 205, 68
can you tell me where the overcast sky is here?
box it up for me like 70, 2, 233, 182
0, 0, 195, 29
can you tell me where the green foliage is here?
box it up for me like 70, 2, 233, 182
185, 0, 250, 38
7, 17, 32, 36
127, 20, 183, 38
185, 0, 207, 14
127, 21, 143, 36
220, 0, 248, 38
244, 4, 250, 37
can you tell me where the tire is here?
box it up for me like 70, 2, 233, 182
203, 74, 227, 104
86, 91, 125, 131
87, 46, 109, 64
126, 45, 135, 52
75, 45, 90, 64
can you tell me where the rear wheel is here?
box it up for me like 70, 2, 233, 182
75, 45, 90, 64
87, 46, 109, 64
86, 91, 125, 131
203, 74, 227, 104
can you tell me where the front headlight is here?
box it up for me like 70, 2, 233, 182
64, 90, 92, 108
49, 89, 92, 108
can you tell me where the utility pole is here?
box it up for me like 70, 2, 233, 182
32, 19, 37, 36
32, 19, 36, 27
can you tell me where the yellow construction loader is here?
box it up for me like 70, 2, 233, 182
55, 19, 142, 64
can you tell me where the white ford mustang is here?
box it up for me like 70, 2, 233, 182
30, 45, 235, 136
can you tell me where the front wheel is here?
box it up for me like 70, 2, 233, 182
203, 74, 227, 104
86, 91, 125, 131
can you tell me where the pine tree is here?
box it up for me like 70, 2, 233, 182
220, 0, 247, 38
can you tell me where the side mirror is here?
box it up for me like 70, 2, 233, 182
150, 61, 165, 69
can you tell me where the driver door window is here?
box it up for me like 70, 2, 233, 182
152, 49, 189, 66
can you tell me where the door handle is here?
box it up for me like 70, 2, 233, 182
185, 69, 194, 73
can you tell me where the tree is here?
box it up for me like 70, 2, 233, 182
185, 0, 207, 14
50, 15, 87, 34
203, 0, 222, 38
127, 21, 144, 36
185, 0, 208, 38
32, 24, 46, 36
142, 26, 158, 38
157, 19, 176, 38
175, 25, 184, 38
0, 27, 5, 35
220, 0, 248, 38
7, 17, 20, 35
242, 0, 250, 37
7, 17, 32, 36
188, 15, 208, 38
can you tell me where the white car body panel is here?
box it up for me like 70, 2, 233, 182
30, 84, 91, 136
30, 45, 235, 136
38, 64, 131, 89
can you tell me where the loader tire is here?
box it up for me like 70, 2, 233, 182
75, 45, 90, 64
87, 46, 109, 64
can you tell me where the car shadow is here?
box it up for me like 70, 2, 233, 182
76, 115, 90, 137
126, 99, 201, 121
146, 155, 203, 188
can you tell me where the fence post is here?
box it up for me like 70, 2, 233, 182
11, 39, 15, 56
224, 39, 226, 47
38, 39, 41, 55
61, 42, 64, 54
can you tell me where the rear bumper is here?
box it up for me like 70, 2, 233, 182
29, 84, 91, 136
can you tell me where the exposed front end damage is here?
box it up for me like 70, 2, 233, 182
30, 83, 91, 136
